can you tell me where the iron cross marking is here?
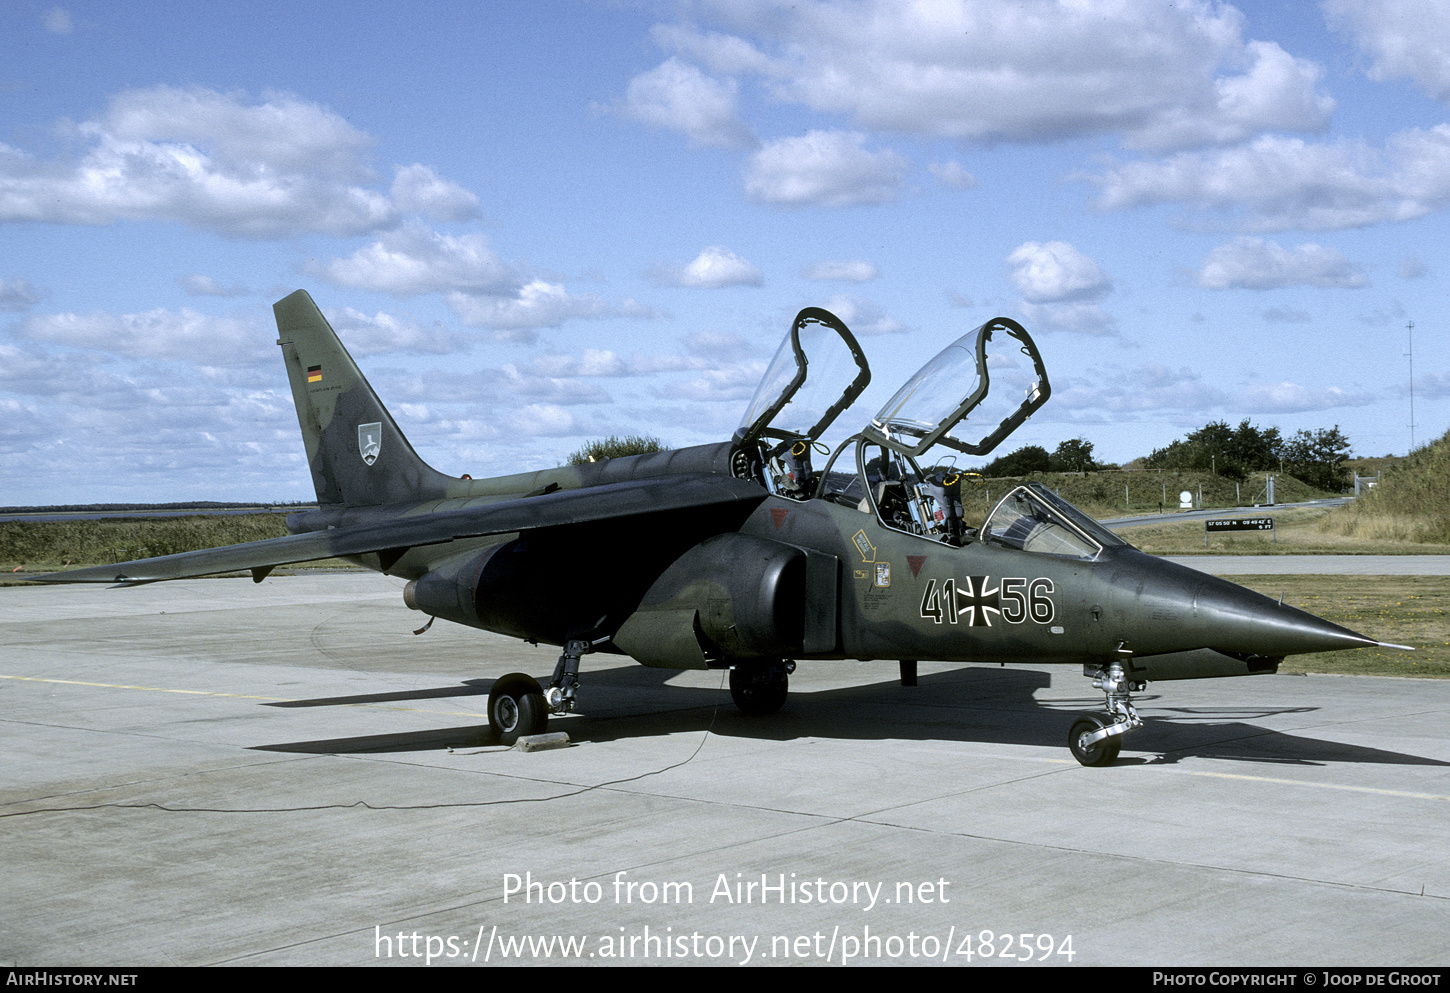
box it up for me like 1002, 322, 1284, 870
957, 575, 1001, 627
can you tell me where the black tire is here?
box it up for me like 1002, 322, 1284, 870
1069, 714, 1121, 767
488, 673, 547, 745
729, 663, 788, 715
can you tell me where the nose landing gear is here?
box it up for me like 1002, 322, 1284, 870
1069, 658, 1143, 767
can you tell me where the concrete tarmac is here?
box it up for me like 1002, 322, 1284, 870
3, 574, 1448, 967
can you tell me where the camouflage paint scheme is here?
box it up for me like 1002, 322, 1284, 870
37, 291, 1390, 764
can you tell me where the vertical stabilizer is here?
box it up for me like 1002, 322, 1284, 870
274, 290, 452, 507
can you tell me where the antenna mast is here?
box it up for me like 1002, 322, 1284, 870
1407, 320, 1417, 452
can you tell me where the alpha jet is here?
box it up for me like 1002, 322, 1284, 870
37, 290, 1396, 765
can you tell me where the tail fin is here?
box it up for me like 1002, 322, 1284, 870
274, 289, 452, 507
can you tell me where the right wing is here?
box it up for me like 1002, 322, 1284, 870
30, 474, 766, 585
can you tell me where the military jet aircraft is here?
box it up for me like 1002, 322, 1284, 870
36, 290, 1399, 765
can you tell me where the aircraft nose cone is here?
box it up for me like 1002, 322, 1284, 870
1188, 572, 1377, 657
1103, 551, 1377, 658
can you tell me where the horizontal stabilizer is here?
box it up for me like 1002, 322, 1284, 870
30, 474, 765, 585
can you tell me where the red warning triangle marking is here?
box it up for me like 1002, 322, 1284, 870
770, 508, 789, 530
907, 555, 926, 578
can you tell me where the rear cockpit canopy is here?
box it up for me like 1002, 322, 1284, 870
862, 317, 1049, 458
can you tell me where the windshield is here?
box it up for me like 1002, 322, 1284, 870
981, 484, 1104, 560
864, 317, 1049, 458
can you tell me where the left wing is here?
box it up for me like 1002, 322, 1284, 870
30, 474, 766, 585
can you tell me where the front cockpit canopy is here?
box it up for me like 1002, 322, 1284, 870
862, 317, 1049, 458
734, 306, 870, 450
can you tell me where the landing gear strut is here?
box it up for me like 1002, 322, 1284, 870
545, 638, 591, 715
1069, 657, 1143, 767
729, 659, 794, 715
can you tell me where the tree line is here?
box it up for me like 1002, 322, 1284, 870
1142, 420, 1351, 491
561, 420, 1355, 493
973, 420, 1353, 492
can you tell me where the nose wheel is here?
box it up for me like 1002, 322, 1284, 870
1069, 658, 1142, 766
1069, 714, 1122, 767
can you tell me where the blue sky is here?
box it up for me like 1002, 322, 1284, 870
3, 0, 1448, 504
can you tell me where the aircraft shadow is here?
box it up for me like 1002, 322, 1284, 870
262, 681, 490, 708
250, 663, 1448, 767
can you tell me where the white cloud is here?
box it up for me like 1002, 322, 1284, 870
1007, 241, 1114, 335
389, 164, 480, 221
1053, 363, 1223, 413
1007, 241, 1111, 303
818, 294, 906, 336
528, 345, 715, 378
1323, 0, 1450, 103
650, 246, 763, 288
683, 331, 754, 360
179, 274, 247, 297
1017, 300, 1116, 336
651, 2, 1332, 153
1087, 128, 1450, 231
667, 362, 770, 402
1399, 255, 1429, 279
1195, 237, 1368, 289
1056, 363, 1373, 416
1417, 372, 1450, 399
744, 130, 908, 208
0, 87, 479, 238
328, 308, 470, 356
928, 161, 976, 189
613, 58, 756, 150
445, 281, 659, 340
802, 260, 878, 282
494, 366, 613, 406
0, 277, 42, 311
16, 307, 271, 364
42, 7, 72, 34
1231, 381, 1375, 412
310, 222, 514, 296
528, 350, 630, 378
503, 403, 581, 437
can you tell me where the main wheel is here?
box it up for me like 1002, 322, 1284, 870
1069, 714, 1121, 767
729, 663, 788, 715
488, 673, 548, 745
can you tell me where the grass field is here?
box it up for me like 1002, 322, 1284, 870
0, 513, 358, 578
1231, 575, 1450, 678
1116, 505, 1450, 555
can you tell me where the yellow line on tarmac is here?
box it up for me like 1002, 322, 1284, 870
1, 673, 291, 701
0, 673, 489, 719
1167, 767, 1450, 803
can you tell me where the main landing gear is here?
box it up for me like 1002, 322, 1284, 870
1069, 658, 1143, 767
487, 638, 592, 745
729, 659, 794, 715
487, 673, 547, 746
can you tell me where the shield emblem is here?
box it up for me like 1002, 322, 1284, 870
357, 422, 382, 466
